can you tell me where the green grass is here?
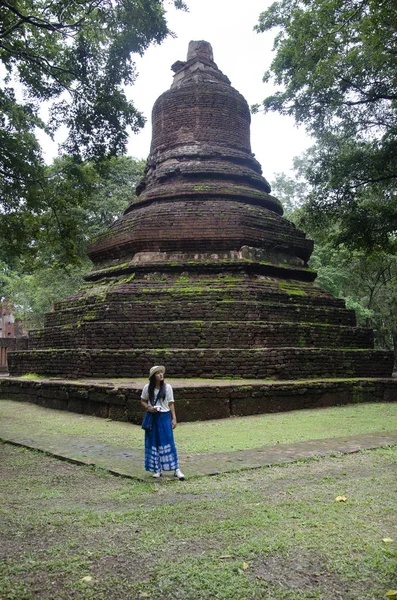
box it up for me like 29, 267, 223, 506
1, 443, 396, 600
0, 399, 396, 453
175, 403, 397, 452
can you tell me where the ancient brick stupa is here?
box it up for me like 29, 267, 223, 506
8, 41, 395, 419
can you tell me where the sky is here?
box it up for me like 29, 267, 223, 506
40, 0, 312, 183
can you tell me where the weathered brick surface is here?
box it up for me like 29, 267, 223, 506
1, 378, 396, 423
29, 321, 373, 350
44, 301, 356, 328
230, 379, 397, 417
8, 348, 393, 379
88, 201, 313, 264
52, 274, 345, 311
0, 337, 28, 372
150, 84, 251, 155
0, 338, 28, 351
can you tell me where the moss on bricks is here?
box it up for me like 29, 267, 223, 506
278, 281, 307, 296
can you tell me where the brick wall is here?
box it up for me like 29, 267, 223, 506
1, 377, 396, 423
28, 321, 373, 350
44, 301, 357, 328
151, 83, 251, 154
88, 200, 312, 264
52, 273, 345, 311
0, 337, 28, 372
8, 347, 393, 379
8, 43, 395, 388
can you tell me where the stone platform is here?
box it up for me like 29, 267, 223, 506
1, 375, 396, 424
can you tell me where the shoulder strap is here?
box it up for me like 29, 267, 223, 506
152, 384, 166, 405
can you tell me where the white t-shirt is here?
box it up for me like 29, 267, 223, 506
141, 383, 174, 412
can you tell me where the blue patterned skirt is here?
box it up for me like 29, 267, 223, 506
144, 411, 179, 473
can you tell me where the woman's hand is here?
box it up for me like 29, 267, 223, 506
172, 418, 177, 429
147, 406, 157, 413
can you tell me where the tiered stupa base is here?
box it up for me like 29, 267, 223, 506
6, 261, 396, 420
10, 263, 393, 379
1, 375, 396, 424
5, 41, 397, 416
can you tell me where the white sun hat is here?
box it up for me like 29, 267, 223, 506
149, 365, 166, 378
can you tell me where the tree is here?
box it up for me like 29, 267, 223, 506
0, 0, 184, 214
255, 0, 397, 250
270, 156, 311, 217
0, 154, 145, 267
0, 156, 145, 326
271, 168, 397, 366
0, 260, 86, 329
37, 155, 145, 266
310, 244, 397, 367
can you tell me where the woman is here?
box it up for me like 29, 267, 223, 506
140, 365, 185, 480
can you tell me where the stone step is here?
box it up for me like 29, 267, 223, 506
29, 321, 373, 350
54, 280, 344, 311
44, 300, 357, 328
1, 376, 396, 423
88, 200, 314, 264
8, 347, 393, 380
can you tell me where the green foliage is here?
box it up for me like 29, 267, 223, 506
255, 0, 396, 135
255, 0, 397, 250
0, 259, 89, 328
270, 159, 308, 217
0, 0, 182, 223
311, 248, 397, 358
0, 154, 145, 267
41, 155, 145, 265
0, 156, 145, 326
296, 139, 397, 251
272, 169, 397, 363
0, 0, 173, 323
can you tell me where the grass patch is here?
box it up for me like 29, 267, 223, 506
0, 443, 396, 599
175, 403, 397, 452
1, 399, 396, 453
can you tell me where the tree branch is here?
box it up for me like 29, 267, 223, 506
0, 42, 76, 95
0, 0, 104, 38
329, 0, 368, 36
354, 174, 397, 188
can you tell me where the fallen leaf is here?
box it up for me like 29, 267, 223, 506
80, 576, 93, 583
219, 555, 234, 560
335, 495, 347, 502
386, 591, 397, 597
242, 562, 249, 571
383, 538, 394, 543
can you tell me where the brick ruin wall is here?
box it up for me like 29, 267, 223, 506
28, 321, 373, 350
1, 378, 396, 423
89, 202, 312, 264
150, 84, 251, 155
43, 301, 357, 328
7, 42, 396, 397
0, 338, 28, 372
8, 347, 393, 379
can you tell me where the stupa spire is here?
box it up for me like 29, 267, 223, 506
187, 40, 214, 61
